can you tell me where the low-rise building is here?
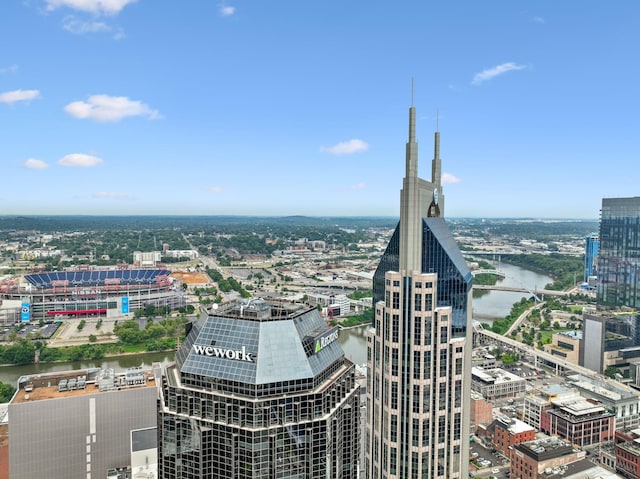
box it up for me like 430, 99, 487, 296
8, 366, 159, 479
566, 374, 640, 431
544, 330, 581, 365
491, 416, 536, 456
470, 391, 493, 430
510, 437, 586, 479
540, 396, 615, 447
471, 367, 526, 400
522, 384, 576, 431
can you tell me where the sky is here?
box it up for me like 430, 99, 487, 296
1, 1, 639, 219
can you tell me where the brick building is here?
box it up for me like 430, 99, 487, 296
491, 416, 536, 456
510, 437, 586, 479
540, 396, 615, 447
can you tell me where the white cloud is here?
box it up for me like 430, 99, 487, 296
0, 64, 18, 74
321, 139, 369, 155
472, 62, 526, 85
58, 153, 103, 167
45, 0, 138, 16
219, 4, 236, 16
63, 18, 110, 34
92, 191, 130, 200
349, 182, 365, 190
0, 89, 41, 104
64, 94, 161, 122
207, 185, 223, 193
442, 173, 461, 185
532, 16, 545, 24
23, 158, 49, 169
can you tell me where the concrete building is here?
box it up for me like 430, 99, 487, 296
366, 104, 472, 478
471, 367, 527, 400
157, 298, 360, 478
133, 251, 162, 267
566, 374, 640, 431
522, 385, 577, 432
163, 249, 199, 259
8, 367, 159, 479
582, 312, 640, 374
544, 330, 582, 365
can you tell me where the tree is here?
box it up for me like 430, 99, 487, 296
0, 381, 16, 402
604, 366, 622, 379
1, 339, 36, 364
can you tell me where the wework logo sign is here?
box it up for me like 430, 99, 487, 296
192, 344, 254, 362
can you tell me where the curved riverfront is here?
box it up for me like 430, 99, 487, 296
0, 263, 553, 387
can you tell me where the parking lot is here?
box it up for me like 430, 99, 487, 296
0, 321, 61, 342
470, 437, 510, 479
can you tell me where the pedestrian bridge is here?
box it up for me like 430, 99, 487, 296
472, 284, 566, 296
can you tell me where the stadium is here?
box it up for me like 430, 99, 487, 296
0, 266, 187, 324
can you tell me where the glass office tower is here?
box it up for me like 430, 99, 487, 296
158, 298, 360, 478
597, 197, 640, 309
584, 233, 599, 283
366, 104, 472, 479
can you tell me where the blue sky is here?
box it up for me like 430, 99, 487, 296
1, 1, 638, 219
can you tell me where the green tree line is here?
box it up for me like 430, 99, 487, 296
500, 253, 583, 290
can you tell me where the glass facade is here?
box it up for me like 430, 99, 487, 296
373, 218, 472, 336
584, 233, 599, 282
597, 197, 640, 309
158, 298, 360, 478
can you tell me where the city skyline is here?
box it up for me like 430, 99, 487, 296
2, 1, 639, 218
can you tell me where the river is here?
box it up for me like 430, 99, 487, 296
338, 261, 552, 366
0, 263, 551, 386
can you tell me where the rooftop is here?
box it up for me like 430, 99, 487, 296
567, 374, 639, 401
11, 367, 157, 404
472, 366, 525, 385
557, 330, 583, 340
515, 436, 576, 460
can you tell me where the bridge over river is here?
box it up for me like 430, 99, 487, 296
472, 284, 566, 296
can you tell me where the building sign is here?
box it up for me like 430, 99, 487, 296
121, 296, 129, 314
192, 344, 254, 362
314, 327, 339, 353
21, 302, 30, 322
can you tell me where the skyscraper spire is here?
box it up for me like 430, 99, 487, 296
368, 98, 472, 479
400, 104, 422, 272
432, 112, 442, 188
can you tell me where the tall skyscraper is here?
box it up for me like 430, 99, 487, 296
584, 232, 599, 283
366, 103, 473, 478
157, 298, 360, 479
597, 197, 640, 309
582, 198, 640, 373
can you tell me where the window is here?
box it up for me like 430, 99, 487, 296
415, 294, 422, 311
414, 319, 421, 345
392, 314, 399, 342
